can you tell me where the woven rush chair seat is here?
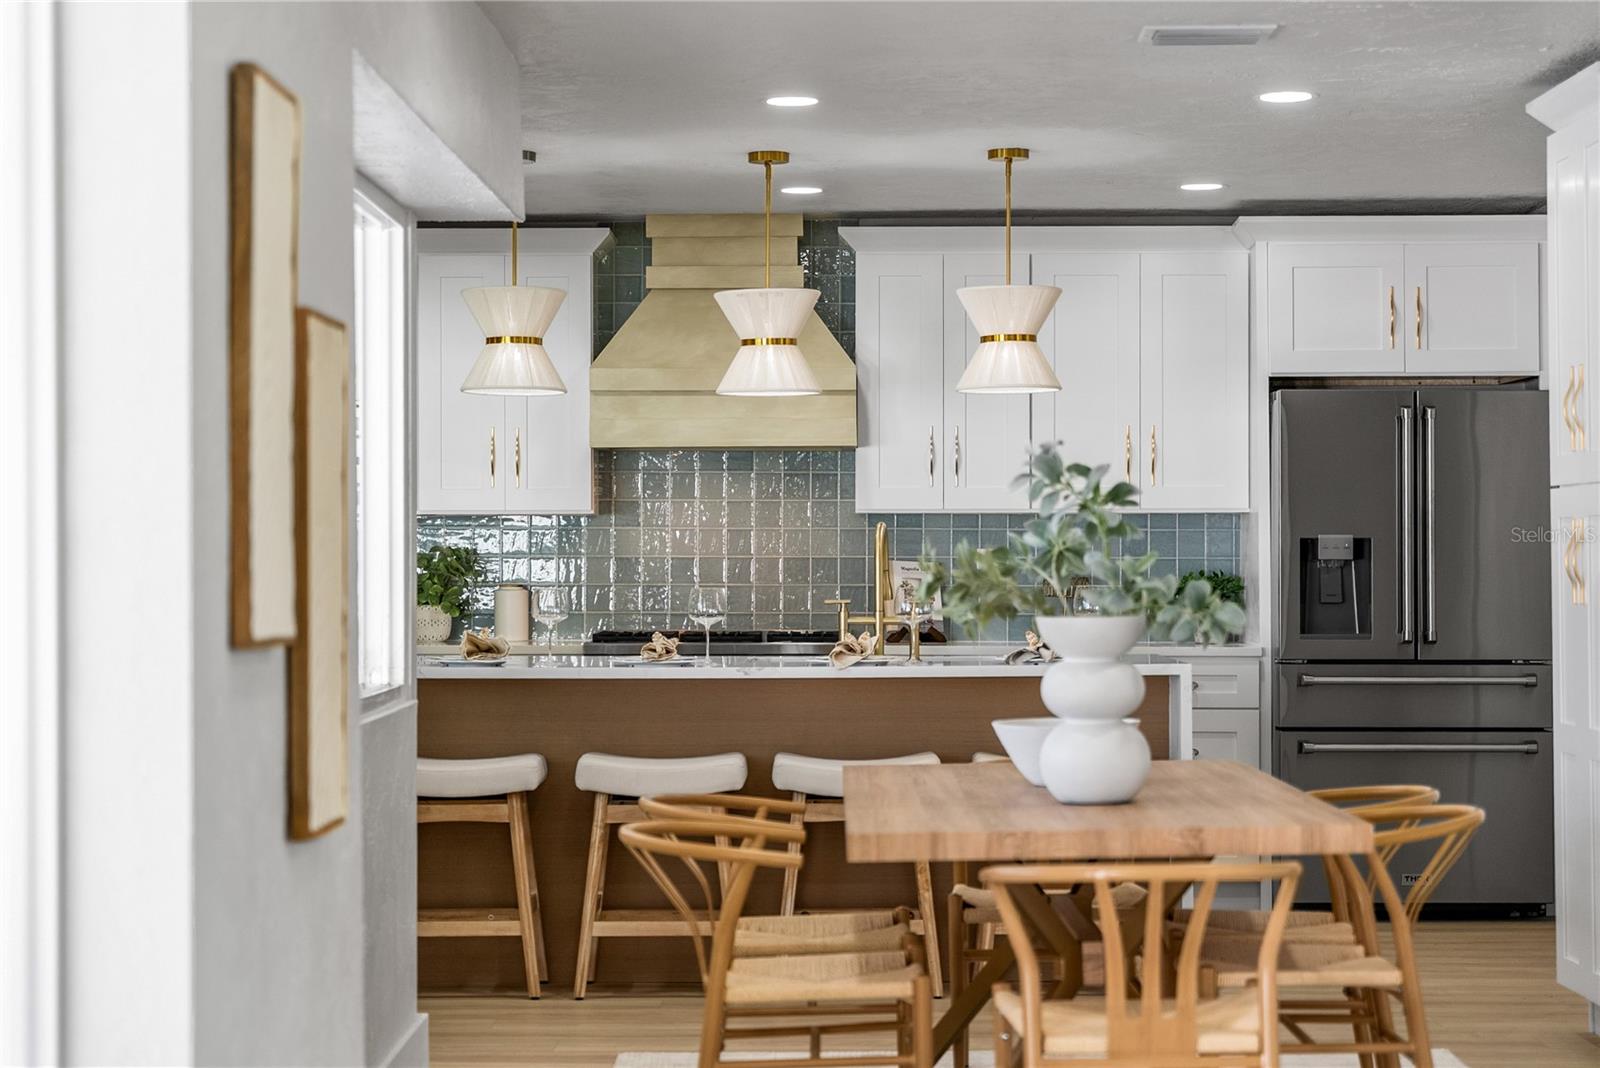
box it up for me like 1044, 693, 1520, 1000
1175, 907, 1356, 944
734, 909, 913, 957
954, 880, 1147, 926
991, 987, 1267, 1058
725, 949, 924, 1005
1199, 931, 1404, 989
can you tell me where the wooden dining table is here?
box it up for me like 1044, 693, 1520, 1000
841, 759, 1376, 1060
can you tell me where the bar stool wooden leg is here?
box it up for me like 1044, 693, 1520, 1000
506, 790, 545, 998
779, 790, 806, 916
913, 860, 943, 999
574, 791, 610, 999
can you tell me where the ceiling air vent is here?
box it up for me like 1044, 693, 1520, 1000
1139, 24, 1278, 47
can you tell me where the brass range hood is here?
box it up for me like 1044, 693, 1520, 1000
589, 214, 856, 448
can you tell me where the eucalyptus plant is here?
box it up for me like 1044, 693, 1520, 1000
918, 443, 1247, 644
416, 545, 485, 619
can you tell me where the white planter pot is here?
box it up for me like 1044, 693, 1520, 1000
1033, 614, 1151, 804
415, 604, 452, 644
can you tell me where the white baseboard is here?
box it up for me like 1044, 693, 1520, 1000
377, 1012, 428, 1068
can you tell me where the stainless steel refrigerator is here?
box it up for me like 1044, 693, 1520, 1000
1272, 387, 1552, 910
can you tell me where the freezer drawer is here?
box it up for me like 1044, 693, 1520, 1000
1275, 662, 1551, 730
1276, 729, 1553, 907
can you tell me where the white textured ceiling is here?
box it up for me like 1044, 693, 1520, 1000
480, 1, 1600, 217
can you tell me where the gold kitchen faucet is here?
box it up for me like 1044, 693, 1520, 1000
824, 522, 923, 661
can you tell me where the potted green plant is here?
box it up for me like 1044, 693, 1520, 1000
1178, 570, 1246, 642
415, 545, 484, 644
918, 444, 1245, 804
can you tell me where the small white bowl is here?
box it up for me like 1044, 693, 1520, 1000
990, 717, 1059, 786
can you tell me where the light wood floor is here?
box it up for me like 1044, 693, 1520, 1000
423, 921, 1598, 1068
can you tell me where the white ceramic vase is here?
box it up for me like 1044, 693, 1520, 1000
415, 604, 452, 644
1033, 614, 1151, 804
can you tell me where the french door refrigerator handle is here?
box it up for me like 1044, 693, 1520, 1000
1398, 406, 1414, 643
1422, 404, 1437, 643
1299, 741, 1540, 755
1298, 673, 1539, 687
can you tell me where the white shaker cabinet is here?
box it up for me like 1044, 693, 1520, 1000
415, 228, 608, 515
1246, 218, 1545, 378
1551, 481, 1600, 1007
1538, 92, 1600, 487
854, 252, 946, 511
1265, 243, 1406, 376
943, 253, 1033, 511
1031, 253, 1142, 486
1139, 251, 1250, 511
1403, 241, 1541, 375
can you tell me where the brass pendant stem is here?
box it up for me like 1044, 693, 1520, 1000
510, 220, 519, 284
1004, 157, 1013, 285
764, 161, 773, 288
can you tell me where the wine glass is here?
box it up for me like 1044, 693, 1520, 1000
534, 587, 570, 662
687, 585, 727, 660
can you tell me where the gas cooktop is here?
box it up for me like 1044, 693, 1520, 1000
583, 629, 838, 657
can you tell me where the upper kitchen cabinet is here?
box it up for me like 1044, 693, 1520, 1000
416, 228, 610, 514
1030, 252, 1142, 486
1138, 251, 1250, 510
844, 228, 1250, 512
1239, 218, 1544, 378
1531, 68, 1600, 488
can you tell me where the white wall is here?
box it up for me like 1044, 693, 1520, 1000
48, 2, 520, 1063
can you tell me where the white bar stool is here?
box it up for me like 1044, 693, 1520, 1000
770, 751, 944, 997
417, 754, 549, 998
571, 751, 748, 998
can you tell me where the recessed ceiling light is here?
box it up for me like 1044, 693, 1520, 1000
1259, 90, 1315, 104
780, 186, 822, 195
766, 95, 818, 108
1180, 182, 1225, 191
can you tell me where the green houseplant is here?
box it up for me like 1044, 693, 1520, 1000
415, 545, 484, 643
917, 444, 1247, 804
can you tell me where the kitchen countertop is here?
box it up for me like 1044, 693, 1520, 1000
415, 639, 1263, 666
416, 652, 1201, 680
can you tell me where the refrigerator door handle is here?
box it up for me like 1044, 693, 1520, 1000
1298, 741, 1540, 755
1398, 405, 1414, 643
1297, 673, 1540, 687
1421, 404, 1437, 644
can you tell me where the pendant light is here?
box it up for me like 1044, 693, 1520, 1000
460, 220, 568, 395
955, 148, 1062, 394
715, 150, 822, 397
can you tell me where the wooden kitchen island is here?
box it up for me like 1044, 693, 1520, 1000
416, 655, 1190, 994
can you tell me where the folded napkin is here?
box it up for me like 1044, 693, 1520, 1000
829, 630, 877, 669
459, 628, 510, 660
1004, 629, 1059, 666
639, 631, 680, 662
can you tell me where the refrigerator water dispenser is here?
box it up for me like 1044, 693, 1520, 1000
1299, 534, 1370, 637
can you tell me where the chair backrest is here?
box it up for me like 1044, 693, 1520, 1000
618, 817, 804, 990
983, 860, 1301, 1064
1310, 784, 1441, 813
1355, 803, 1486, 922
639, 792, 805, 823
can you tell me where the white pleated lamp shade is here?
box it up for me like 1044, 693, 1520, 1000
713, 287, 824, 397
459, 285, 568, 395
954, 284, 1064, 394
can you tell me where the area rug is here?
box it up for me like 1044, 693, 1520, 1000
614, 1052, 1466, 1067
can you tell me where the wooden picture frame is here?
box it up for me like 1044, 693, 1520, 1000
289, 309, 349, 839
230, 62, 302, 646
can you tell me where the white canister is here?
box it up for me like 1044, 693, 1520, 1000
494, 583, 531, 644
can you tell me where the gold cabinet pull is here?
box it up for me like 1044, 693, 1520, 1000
953, 425, 961, 484
927, 426, 935, 487
1388, 285, 1396, 350
489, 427, 497, 487
1562, 365, 1577, 446
1566, 517, 1588, 606
1414, 286, 1423, 349
1149, 424, 1158, 485
1123, 425, 1133, 483
514, 427, 522, 488
1576, 364, 1588, 451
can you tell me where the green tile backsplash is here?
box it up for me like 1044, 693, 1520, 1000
420, 219, 1242, 643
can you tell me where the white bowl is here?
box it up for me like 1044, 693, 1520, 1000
990, 717, 1058, 786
